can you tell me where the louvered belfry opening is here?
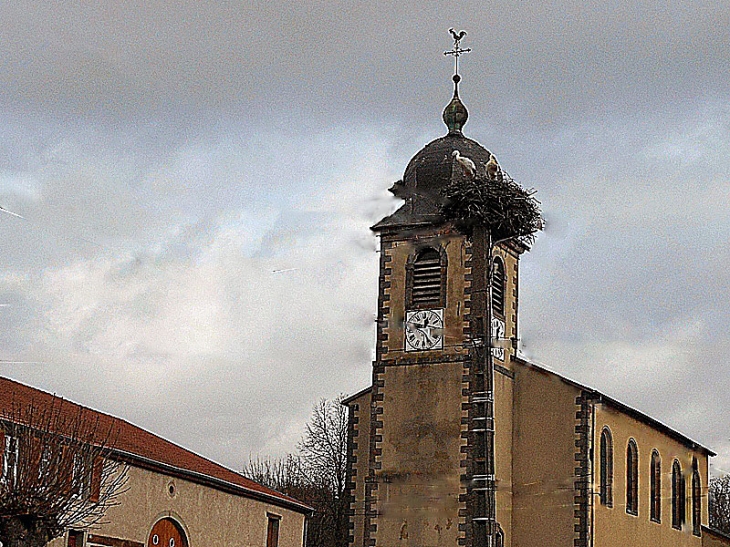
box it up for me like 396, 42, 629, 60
408, 247, 445, 309
492, 257, 505, 317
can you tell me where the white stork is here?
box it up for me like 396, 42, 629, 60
452, 150, 476, 179
486, 153, 500, 179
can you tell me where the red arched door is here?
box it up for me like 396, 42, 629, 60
148, 518, 188, 547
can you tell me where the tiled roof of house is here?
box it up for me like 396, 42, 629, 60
0, 376, 312, 514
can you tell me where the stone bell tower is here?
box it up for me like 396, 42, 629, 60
345, 32, 528, 547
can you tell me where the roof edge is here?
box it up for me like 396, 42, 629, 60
0, 376, 314, 512
511, 355, 716, 456
109, 448, 314, 515
703, 525, 730, 540
341, 386, 372, 405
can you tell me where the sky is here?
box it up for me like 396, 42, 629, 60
1, 2, 729, 475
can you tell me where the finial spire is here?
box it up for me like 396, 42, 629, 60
444, 28, 471, 97
443, 28, 471, 135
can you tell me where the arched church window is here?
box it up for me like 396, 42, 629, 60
406, 247, 446, 309
692, 459, 701, 536
492, 257, 505, 317
672, 459, 685, 529
650, 450, 661, 523
626, 439, 638, 515
599, 427, 613, 507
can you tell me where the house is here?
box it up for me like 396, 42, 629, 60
344, 66, 729, 547
0, 376, 311, 547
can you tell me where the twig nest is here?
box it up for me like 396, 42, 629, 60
440, 170, 544, 245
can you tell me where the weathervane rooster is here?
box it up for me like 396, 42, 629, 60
449, 28, 467, 45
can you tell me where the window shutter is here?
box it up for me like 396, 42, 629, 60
90, 457, 103, 503
407, 247, 446, 309
492, 258, 505, 316
412, 249, 442, 306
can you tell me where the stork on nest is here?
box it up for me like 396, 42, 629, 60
452, 150, 476, 179
440, 166, 543, 246
485, 153, 501, 180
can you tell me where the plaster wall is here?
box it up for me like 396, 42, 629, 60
374, 361, 465, 547
493, 369, 514, 547
593, 404, 708, 547
511, 364, 580, 547
54, 465, 306, 547
379, 231, 470, 360
348, 390, 371, 547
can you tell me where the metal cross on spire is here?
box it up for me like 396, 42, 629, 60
444, 28, 471, 83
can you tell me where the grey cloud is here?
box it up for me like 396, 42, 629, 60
1, 1, 730, 470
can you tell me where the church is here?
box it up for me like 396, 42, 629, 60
344, 35, 729, 547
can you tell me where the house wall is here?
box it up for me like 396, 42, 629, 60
51, 465, 306, 547
511, 363, 581, 547
592, 404, 708, 547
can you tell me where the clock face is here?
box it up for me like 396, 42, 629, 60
491, 317, 505, 361
405, 309, 444, 352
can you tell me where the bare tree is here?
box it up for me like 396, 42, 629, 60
298, 396, 349, 547
242, 396, 349, 547
0, 396, 128, 547
710, 474, 730, 535
242, 454, 310, 496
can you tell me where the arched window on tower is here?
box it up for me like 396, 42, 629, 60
406, 247, 447, 309
672, 459, 685, 529
692, 459, 701, 536
599, 427, 613, 507
626, 439, 638, 515
492, 257, 505, 317
651, 450, 661, 523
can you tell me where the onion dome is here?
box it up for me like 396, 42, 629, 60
392, 87, 493, 202
372, 34, 495, 230
443, 74, 468, 134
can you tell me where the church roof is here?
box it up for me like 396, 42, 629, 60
0, 376, 313, 514
373, 78, 495, 231
373, 133, 494, 232
343, 358, 715, 457
403, 133, 494, 196
512, 356, 716, 456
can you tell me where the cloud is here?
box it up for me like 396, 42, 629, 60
0, 123, 401, 466
1, 0, 729, 470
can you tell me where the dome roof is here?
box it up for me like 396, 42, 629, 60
402, 133, 493, 194
374, 71, 496, 230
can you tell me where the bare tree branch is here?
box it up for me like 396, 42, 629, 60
0, 395, 128, 547
242, 395, 349, 547
710, 474, 730, 534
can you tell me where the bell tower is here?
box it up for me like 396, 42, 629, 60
347, 30, 532, 547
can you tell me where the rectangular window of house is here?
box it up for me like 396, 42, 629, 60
2, 435, 18, 485
71, 455, 91, 499
267, 515, 280, 547
67, 530, 84, 547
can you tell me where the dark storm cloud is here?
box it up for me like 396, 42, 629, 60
0, 2, 727, 126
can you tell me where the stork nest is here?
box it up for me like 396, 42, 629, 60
440, 171, 544, 245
